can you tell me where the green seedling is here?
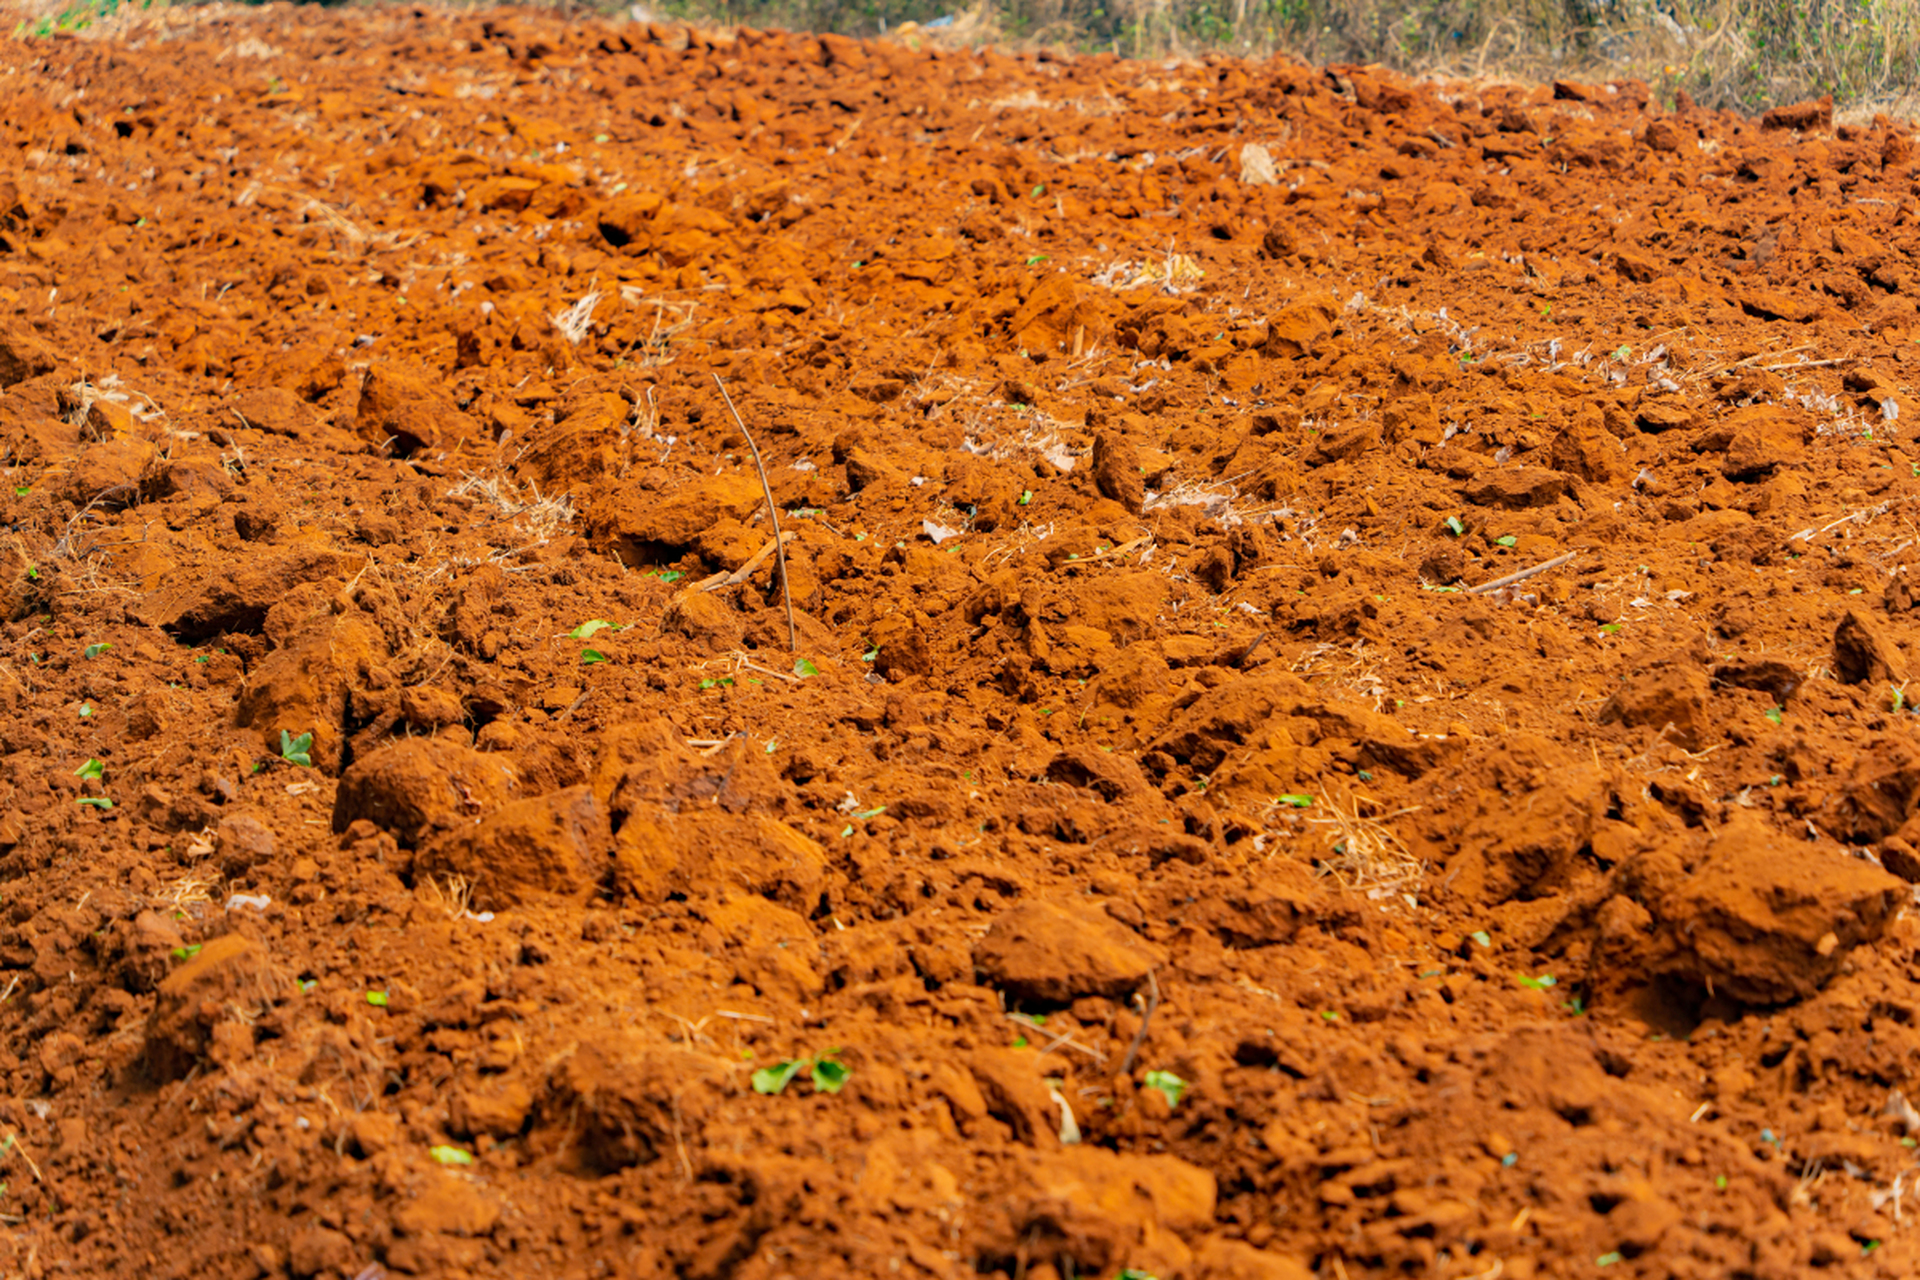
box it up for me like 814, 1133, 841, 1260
169, 944, 202, 961
77, 797, 112, 810
1273, 794, 1313, 808
794, 658, 820, 677
1516, 973, 1557, 991
1598, 623, 1623, 635
12, 485, 27, 496
787, 508, 822, 519
366, 991, 389, 1008
280, 730, 314, 767
1118, 1271, 1163, 1280
850, 805, 886, 819
1443, 517, 1465, 537
429, 1145, 474, 1166
1470, 930, 1492, 947
1764, 706, 1784, 725
1501, 1152, 1519, 1167
1495, 535, 1517, 548
83, 642, 111, 659
1011, 1035, 1029, 1048
580, 649, 608, 665
1018, 490, 1033, 505
1321, 1010, 1340, 1022
1893, 685, 1907, 714
1596, 1252, 1623, 1267
1143, 1070, 1188, 1110
649, 568, 685, 583
752, 1052, 851, 1096
699, 676, 735, 690
73, 758, 104, 780
569, 620, 614, 639
1564, 995, 1587, 1016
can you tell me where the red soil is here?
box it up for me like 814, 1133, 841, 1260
1, 8, 1918, 1279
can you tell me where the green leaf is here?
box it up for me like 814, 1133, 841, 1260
1764, 706, 1784, 724
752, 1061, 804, 1095
280, 730, 314, 767
74, 758, 104, 780
170, 944, 202, 961
1596, 1253, 1623, 1267
1598, 623, 1623, 635
1012, 1035, 1029, 1049
12, 485, 27, 496
1443, 516, 1465, 537
794, 658, 820, 677
429, 1145, 474, 1166
1274, 794, 1313, 808
1516, 973, 1557, 990
1470, 930, 1492, 947
77, 797, 113, 809
366, 991, 390, 1008
83, 642, 111, 659
1143, 1069, 1187, 1109
651, 569, 685, 583
1118, 1271, 1163, 1280
851, 806, 887, 820
810, 1057, 852, 1094
581, 649, 608, 665
1018, 490, 1033, 505
570, 619, 613, 639
1495, 535, 1517, 548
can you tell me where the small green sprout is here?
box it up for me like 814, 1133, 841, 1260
1598, 623, 1623, 635
698, 676, 735, 690
74, 758, 104, 780
1018, 490, 1033, 505
794, 657, 820, 677
752, 1052, 851, 1096
429, 1145, 474, 1166
83, 642, 111, 659
580, 649, 608, 665
280, 730, 314, 767
570, 620, 613, 639
1715, 1174, 1728, 1188
77, 797, 113, 810
1143, 1070, 1188, 1109
169, 944, 202, 961
1321, 1010, 1340, 1022
1443, 516, 1465, 537
1892, 685, 1907, 714
1495, 535, 1517, 548
650, 569, 685, 583
11, 485, 27, 496
1596, 1252, 1623, 1267
1274, 794, 1313, 808
1029, 184, 1046, 197
1516, 973, 1557, 990
1011, 1035, 1030, 1048
850, 805, 887, 819
1118, 1270, 1163, 1280
1764, 706, 1784, 725
366, 991, 390, 1008
1470, 930, 1492, 947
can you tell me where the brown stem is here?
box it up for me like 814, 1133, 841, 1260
713, 375, 797, 653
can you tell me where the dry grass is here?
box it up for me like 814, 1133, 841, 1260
1306, 791, 1425, 899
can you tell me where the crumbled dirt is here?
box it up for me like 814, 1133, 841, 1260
3, 8, 1920, 1279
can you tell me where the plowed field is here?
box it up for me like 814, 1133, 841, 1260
3, 7, 1920, 1279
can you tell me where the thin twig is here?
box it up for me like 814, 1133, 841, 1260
1117, 970, 1160, 1077
1466, 551, 1577, 596
713, 376, 796, 652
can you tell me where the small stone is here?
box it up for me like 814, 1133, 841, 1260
973, 898, 1165, 1004
415, 785, 610, 909
331, 738, 522, 848
1834, 608, 1907, 685
394, 1175, 501, 1238
1091, 431, 1144, 515
215, 812, 276, 877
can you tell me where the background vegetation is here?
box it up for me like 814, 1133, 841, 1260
14, 0, 1920, 115
639, 0, 1920, 113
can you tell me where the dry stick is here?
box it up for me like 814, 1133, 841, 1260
1465, 550, 1578, 596
713, 375, 797, 653
1117, 970, 1161, 1078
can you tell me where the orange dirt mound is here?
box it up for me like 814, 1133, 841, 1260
1, 7, 1919, 1279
